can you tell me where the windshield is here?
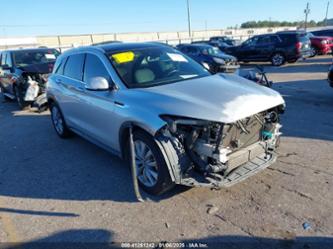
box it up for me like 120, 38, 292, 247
108, 47, 210, 88
201, 46, 221, 56
13, 49, 60, 67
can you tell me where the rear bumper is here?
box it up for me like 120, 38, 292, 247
300, 51, 312, 58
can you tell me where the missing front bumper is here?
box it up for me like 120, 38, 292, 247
180, 152, 277, 188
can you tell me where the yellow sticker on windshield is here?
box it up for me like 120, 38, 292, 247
112, 51, 135, 64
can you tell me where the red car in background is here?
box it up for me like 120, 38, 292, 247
308, 32, 333, 57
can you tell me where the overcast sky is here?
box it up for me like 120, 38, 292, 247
0, 0, 330, 36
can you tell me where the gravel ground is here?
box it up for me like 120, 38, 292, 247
0, 56, 333, 248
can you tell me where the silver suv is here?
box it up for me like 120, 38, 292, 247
47, 43, 285, 195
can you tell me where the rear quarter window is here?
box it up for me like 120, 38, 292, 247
278, 34, 296, 43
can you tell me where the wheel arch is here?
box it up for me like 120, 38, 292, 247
119, 121, 157, 160
118, 121, 178, 183
270, 50, 286, 59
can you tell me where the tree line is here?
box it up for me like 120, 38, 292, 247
239, 19, 333, 29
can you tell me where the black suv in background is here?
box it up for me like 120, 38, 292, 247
0, 48, 60, 109
224, 31, 311, 66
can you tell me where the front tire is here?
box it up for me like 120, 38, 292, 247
271, 53, 285, 66
50, 102, 72, 138
14, 85, 30, 110
129, 130, 174, 195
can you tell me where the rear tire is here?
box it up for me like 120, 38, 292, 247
50, 102, 72, 138
271, 53, 285, 66
127, 129, 175, 195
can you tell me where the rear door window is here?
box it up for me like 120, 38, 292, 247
257, 36, 271, 45
83, 54, 110, 83
63, 54, 85, 81
278, 34, 297, 44
270, 35, 280, 44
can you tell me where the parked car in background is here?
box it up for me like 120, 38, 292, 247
192, 40, 231, 52
209, 36, 237, 46
0, 48, 60, 109
307, 32, 333, 57
176, 43, 239, 73
47, 42, 285, 195
311, 29, 333, 37
224, 31, 311, 66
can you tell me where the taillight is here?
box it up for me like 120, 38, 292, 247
321, 40, 328, 45
296, 42, 302, 52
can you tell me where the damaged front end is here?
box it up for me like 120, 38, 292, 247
16, 72, 50, 111
157, 105, 284, 188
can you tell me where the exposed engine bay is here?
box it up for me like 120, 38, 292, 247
19, 72, 49, 110
158, 105, 284, 188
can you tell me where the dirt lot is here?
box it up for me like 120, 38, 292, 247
0, 56, 333, 248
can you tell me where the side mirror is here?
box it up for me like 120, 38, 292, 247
85, 76, 110, 91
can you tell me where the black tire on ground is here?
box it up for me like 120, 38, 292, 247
14, 85, 30, 110
50, 102, 72, 138
288, 59, 298, 63
271, 53, 286, 66
127, 129, 175, 195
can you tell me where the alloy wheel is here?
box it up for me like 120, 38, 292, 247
134, 140, 158, 187
51, 106, 64, 135
272, 54, 284, 66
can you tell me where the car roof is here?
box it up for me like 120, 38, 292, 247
60, 42, 178, 58
179, 43, 213, 49
210, 36, 227, 38
2, 48, 58, 53
96, 42, 171, 53
276, 30, 306, 34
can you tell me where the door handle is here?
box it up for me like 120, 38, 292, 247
55, 78, 62, 84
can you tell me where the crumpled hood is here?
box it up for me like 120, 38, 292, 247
18, 62, 55, 74
123, 74, 285, 124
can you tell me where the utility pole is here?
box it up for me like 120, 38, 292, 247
325, 1, 330, 26
304, 2, 310, 31
186, 0, 192, 38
